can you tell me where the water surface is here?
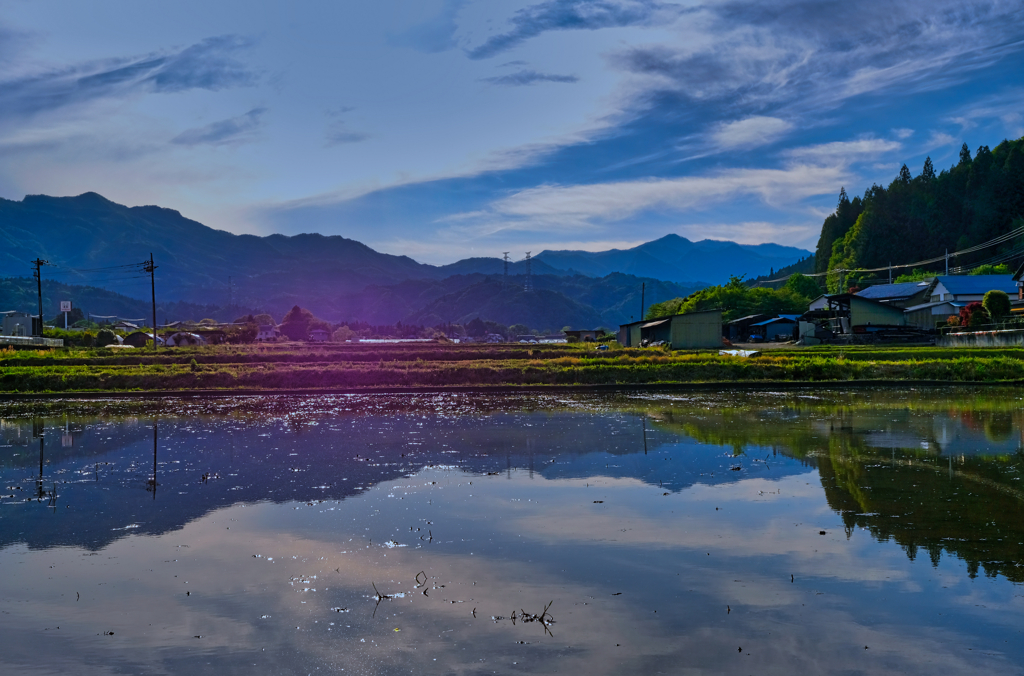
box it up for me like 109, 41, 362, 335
1, 390, 1023, 675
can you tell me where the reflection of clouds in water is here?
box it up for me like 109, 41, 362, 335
1, 464, 1021, 675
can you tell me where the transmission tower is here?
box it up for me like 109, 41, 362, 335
524, 252, 532, 292
503, 252, 509, 290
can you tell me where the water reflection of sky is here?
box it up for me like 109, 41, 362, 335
1, 391, 1023, 675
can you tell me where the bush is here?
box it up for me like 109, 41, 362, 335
983, 290, 1011, 322
95, 329, 117, 348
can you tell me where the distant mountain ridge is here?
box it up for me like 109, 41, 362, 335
535, 235, 810, 286
0, 192, 806, 328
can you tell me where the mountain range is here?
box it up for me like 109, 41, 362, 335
0, 192, 810, 329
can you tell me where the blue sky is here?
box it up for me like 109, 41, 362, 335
1, 0, 1023, 264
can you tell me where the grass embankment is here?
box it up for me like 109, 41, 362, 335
3, 343, 1024, 393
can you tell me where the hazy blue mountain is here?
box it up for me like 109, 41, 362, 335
0, 192, 435, 308
405, 280, 607, 332
332, 272, 700, 327
535, 234, 810, 285
0, 192, 793, 327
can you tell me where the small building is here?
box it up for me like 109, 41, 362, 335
903, 300, 965, 330
855, 280, 935, 309
256, 325, 280, 342
1, 311, 34, 337
724, 314, 772, 341
113, 320, 140, 331
749, 315, 799, 342
930, 275, 1017, 303
309, 328, 329, 342
619, 309, 722, 349
564, 329, 604, 342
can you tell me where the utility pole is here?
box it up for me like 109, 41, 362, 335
640, 282, 645, 320
524, 252, 532, 292
144, 254, 158, 350
228, 276, 232, 313
888, 262, 892, 284
32, 258, 49, 337
503, 253, 509, 290
945, 249, 949, 276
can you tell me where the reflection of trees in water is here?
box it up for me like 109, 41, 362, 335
818, 443, 1024, 582
632, 393, 1024, 583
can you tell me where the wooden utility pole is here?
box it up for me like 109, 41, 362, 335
32, 258, 49, 336
640, 282, 645, 320
144, 254, 158, 350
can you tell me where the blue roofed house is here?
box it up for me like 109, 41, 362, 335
855, 280, 935, 309
749, 315, 800, 342
904, 275, 1017, 329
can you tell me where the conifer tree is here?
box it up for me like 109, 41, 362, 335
921, 156, 936, 181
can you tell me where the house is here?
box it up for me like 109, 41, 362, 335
1, 311, 34, 337
256, 325, 281, 342
113, 320, 139, 331
1012, 262, 1024, 300
309, 328, 329, 342
930, 275, 1017, 303
903, 300, 965, 330
800, 294, 907, 341
855, 280, 935, 309
564, 329, 604, 342
619, 309, 722, 349
749, 315, 800, 342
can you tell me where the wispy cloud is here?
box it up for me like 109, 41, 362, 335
0, 35, 257, 121
611, 0, 1024, 113
467, 0, 685, 60
392, 0, 466, 53
784, 138, 901, 164
710, 116, 792, 150
448, 163, 847, 233
482, 69, 578, 86
171, 107, 266, 146
323, 108, 369, 146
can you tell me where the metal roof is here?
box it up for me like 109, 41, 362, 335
641, 319, 671, 329
751, 317, 797, 326
855, 281, 931, 300
935, 275, 1017, 295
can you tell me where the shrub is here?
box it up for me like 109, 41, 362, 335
983, 290, 1011, 322
95, 329, 117, 348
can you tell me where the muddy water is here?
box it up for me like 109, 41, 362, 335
1, 390, 1023, 675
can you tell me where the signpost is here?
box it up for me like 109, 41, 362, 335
60, 301, 72, 330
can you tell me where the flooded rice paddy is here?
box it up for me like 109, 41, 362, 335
1, 389, 1023, 675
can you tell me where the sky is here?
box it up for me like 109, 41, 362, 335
1, 0, 1024, 264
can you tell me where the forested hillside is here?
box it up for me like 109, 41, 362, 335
816, 137, 1024, 289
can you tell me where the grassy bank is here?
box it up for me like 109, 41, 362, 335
3, 343, 1024, 393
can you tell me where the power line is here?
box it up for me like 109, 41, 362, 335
753, 223, 1024, 286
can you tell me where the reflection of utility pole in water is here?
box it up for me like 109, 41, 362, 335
38, 435, 45, 501
146, 421, 158, 498
643, 416, 648, 455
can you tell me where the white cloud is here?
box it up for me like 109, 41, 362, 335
468, 162, 847, 228
710, 116, 792, 150
926, 131, 957, 148
784, 138, 901, 164
892, 128, 914, 139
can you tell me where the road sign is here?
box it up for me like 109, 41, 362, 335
60, 301, 72, 312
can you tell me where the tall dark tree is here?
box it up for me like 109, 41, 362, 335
814, 187, 862, 273
959, 143, 972, 166
921, 156, 936, 181
897, 164, 912, 185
